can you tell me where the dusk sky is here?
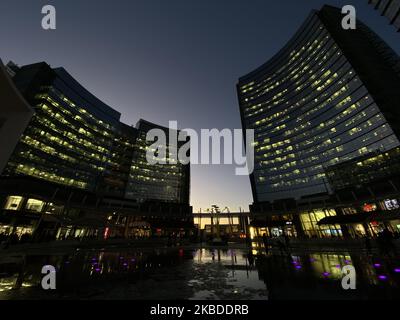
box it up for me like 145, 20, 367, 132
1, 0, 399, 212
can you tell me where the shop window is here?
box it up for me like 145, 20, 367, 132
26, 199, 44, 212
4, 196, 23, 211
300, 209, 340, 238
384, 199, 399, 211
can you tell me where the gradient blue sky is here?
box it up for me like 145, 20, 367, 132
1, 0, 399, 212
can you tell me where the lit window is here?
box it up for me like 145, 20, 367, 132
26, 199, 45, 212
4, 196, 23, 210
362, 203, 377, 212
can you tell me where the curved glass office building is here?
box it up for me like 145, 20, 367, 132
0, 62, 191, 241
238, 5, 400, 204
3, 63, 131, 193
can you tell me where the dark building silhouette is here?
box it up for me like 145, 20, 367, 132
0, 62, 192, 241
369, 0, 400, 32
237, 5, 400, 238
0, 60, 34, 176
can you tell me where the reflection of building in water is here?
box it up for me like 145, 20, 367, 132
307, 253, 352, 279
255, 251, 400, 299
237, 6, 400, 239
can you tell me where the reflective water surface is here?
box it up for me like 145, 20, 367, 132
1, 247, 400, 300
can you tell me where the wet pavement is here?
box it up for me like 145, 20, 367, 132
0, 246, 400, 300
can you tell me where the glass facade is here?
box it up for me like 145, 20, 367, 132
326, 147, 400, 190
300, 209, 342, 238
125, 120, 190, 203
1, 62, 190, 205
4, 196, 23, 211
237, 6, 400, 203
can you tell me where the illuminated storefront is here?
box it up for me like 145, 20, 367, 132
250, 214, 298, 238
300, 209, 342, 238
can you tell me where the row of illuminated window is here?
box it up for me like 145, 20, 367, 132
246, 54, 349, 124
247, 63, 355, 135
4, 196, 46, 213
257, 103, 380, 161
134, 140, 184, 166
38, 91, 115, 139
32, 109, 123, 168
254, 133, 399, 187
243, 33, 336, 105
47, 86, 114, 133
37, 104, 110, 151
253, 79, 366, 151
259, 66, 355, 134
29, 122, 109, 160
20, 132, 114, 170
130, 163, 183, 175
131, 160, 182, 172
129, 168, 183, 181
38, 102, 113, 150
242, 36, 328, 102
254, 95, 376, 159
255, 122, 394, 176
14, 163, 88, 189
257, 130, 398, 178
36, 99, 160, 170
240, 19, 326, 97
257, 173, 326, 189
39, 90, 136, 151
242, 31, 334, 109
12, 147, 98, 179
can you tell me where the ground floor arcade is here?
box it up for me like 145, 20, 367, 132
250, 197, 400, 240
